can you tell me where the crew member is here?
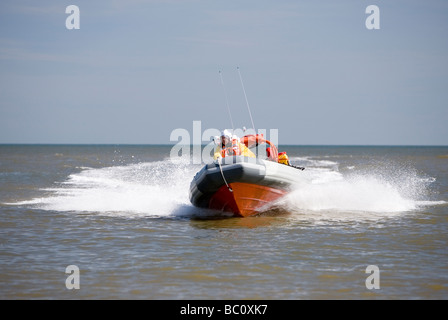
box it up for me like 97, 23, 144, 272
213, 130, 255, 160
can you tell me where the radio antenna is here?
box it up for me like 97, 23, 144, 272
219, 70, 235, 133
237, 66, 255, 131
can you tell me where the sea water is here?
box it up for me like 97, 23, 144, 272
0, 145, 447, 299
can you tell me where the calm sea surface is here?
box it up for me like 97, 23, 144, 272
1, 145, 447, 299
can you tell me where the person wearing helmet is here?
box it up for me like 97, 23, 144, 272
213, 130, 232, 160
213, 130, 255, 159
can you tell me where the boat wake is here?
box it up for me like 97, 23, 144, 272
12, 159, 204, 218
276, 156, 445, 221
10, 157, 444, 220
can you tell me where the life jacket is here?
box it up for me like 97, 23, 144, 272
278, 152, 290, 165
221, 139, 241, 157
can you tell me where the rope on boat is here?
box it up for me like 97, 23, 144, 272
217, 157, 233, 192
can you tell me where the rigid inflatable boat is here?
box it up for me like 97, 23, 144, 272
189, 134, 305, 217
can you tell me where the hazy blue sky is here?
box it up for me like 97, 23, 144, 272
1, 0, 447, 145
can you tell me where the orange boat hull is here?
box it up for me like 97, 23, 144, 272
208, 182, 287, 217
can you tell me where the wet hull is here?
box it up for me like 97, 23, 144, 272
189, 156, 303, 217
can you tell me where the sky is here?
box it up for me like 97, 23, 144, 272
0, 0, 447, 145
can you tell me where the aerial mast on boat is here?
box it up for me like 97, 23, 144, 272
237, 66, 256, 133
218, 70, 235, 135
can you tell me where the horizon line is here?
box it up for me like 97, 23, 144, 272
0, 143, 447, 147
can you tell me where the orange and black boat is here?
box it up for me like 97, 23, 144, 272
189, 134, 305, 217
